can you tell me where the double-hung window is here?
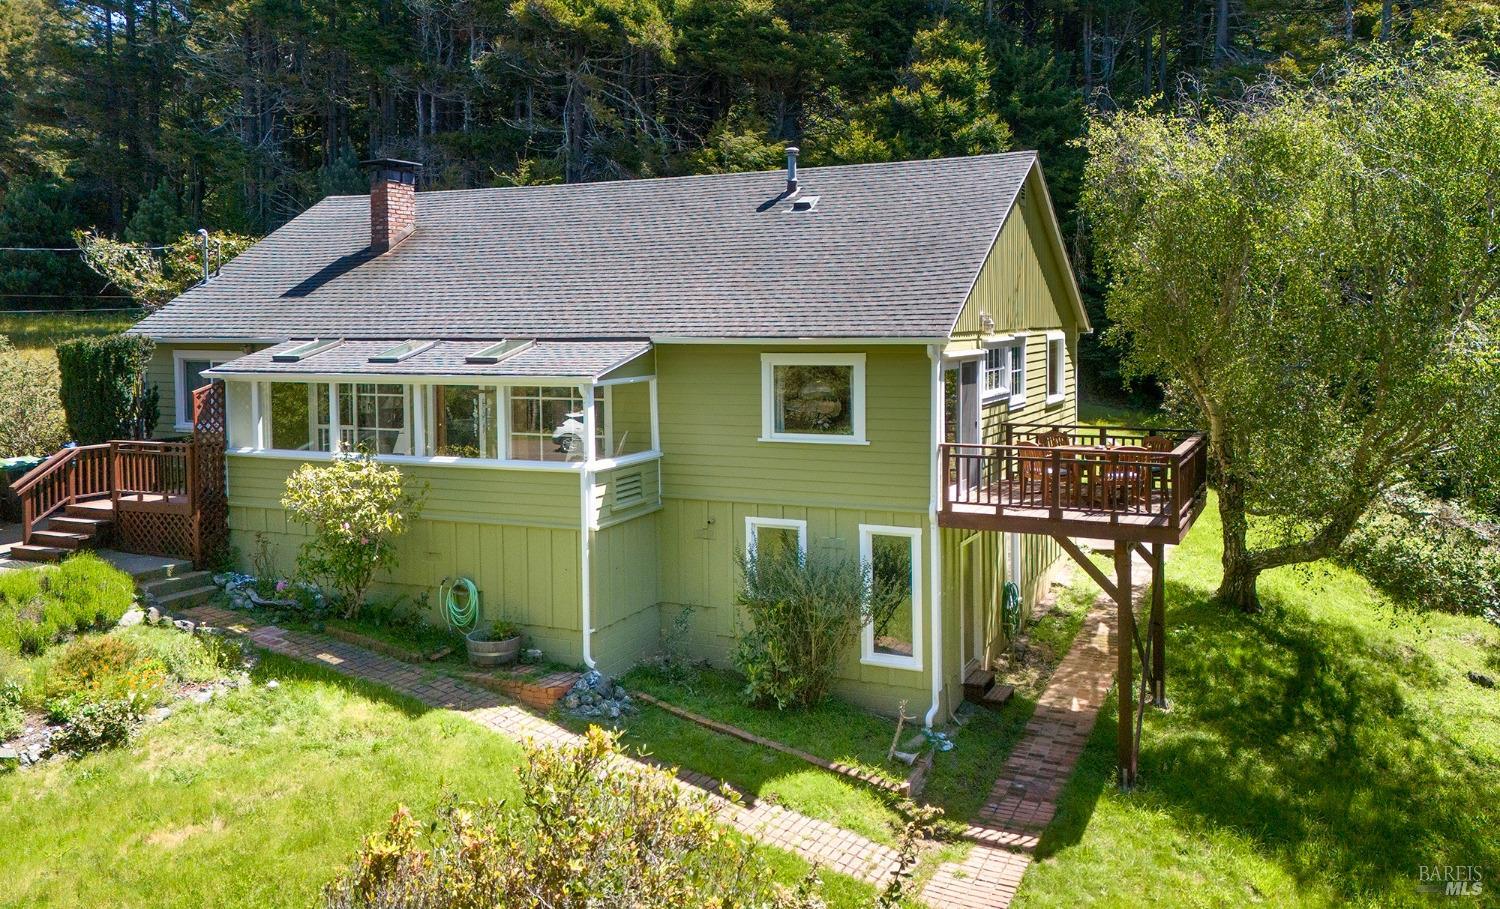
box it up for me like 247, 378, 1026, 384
982, 337, 1027, 409
761, 353, 866, 444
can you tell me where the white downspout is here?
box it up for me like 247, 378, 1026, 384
579, 383, 597, 670
925, 344, 945, 729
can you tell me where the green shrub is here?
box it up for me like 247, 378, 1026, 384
55, 333, 158, 444
116, 625, 243, 684
51, 698, 141, 756
733, 546, 904, 710
323, 727, 824, 909
282, 452, 426, 619
0, 554, 135, 655
0, 335, 67, 456
1341, 492, 1500, 619
0, 679, 23, 740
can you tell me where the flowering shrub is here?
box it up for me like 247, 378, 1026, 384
282, 453, 425, 619
52, 698, 141, 756
324, 727, 826, 909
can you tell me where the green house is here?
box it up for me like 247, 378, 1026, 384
127, 151, 1098, 724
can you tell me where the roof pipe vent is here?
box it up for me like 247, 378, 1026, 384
785, 146, 799, 195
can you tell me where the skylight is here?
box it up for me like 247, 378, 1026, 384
271, 338, 344, 363
465, 340, 533, 365
368, 339, 437, 363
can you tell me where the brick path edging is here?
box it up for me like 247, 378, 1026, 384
179, 604, 904, 889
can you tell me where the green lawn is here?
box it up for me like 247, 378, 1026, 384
1014, 496, 1500, 907
0, 653, 880, 908
0, 309, 141, 351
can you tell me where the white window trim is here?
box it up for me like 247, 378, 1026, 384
173, 349, 232, 430
1045, 330, 1066, 405
745, 516, 808, 563
1007, 335, 1029, 411
859, 524, 923, 671
759, 353, 868, 445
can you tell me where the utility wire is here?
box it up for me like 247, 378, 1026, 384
0, 243, 172, 252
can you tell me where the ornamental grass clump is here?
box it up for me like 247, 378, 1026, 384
282, 453, 426, 620
733, 546, 905, 710
323, 726, 826, 909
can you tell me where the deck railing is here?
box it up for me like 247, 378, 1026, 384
12, 440, 200, 545
942, 424, 1208, 532
112, 440, 194, 511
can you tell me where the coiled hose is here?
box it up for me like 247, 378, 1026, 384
438, 576, 480, 632
1001, 580, 1022, 639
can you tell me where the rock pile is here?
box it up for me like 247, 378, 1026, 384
561, 670, 635, 721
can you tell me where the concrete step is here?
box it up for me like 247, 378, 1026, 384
153, 585, 219, 610
128, 559, 197, 584
139, 571, 214, 599
8, 544, 66, 563
981, 683, 1015, 710
47, 515, 112, 536
29, 530, 92, 550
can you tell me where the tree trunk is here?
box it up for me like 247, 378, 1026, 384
1215, 473, 1262, 612
1213, 0, 1230, 69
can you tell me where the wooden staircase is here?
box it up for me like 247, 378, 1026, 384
9, 498, 117, 563
963, 668, 1014, 711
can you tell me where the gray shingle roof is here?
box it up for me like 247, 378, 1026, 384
206, 338, 650, 379
134, 153, 1042, 343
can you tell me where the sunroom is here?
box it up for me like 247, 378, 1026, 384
204, 338, 658, 470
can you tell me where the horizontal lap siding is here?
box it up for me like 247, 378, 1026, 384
593, 460, 662, 527
226, 455, 585, 664
650, 343, 934, 715
147, 342, 256, 435
655, 344, 931, 511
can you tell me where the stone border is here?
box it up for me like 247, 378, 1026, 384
457, 669, 582, 711
632, 691, 925, 798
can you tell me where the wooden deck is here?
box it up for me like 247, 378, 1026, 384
937, 423, 1209, 544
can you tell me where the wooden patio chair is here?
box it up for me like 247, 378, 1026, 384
1141, 434, 1174, 452
1105, 445, 1158, 510
1033, 428, 1072, 448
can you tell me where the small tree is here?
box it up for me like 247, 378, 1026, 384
0, 336, 67, 456
1082, 53, 1500, 610
76, 228, 256, 310
55, 334, 158, 444
281, 453, 425, 619
323, 727, 829, 909
734, 545, 906, 710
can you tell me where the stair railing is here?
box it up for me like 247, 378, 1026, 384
11, 445, 114, 544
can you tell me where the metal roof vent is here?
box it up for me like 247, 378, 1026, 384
786, 195, 820, 213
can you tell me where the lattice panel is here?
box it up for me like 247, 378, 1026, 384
192, 380, 229, 567
118, 510, 194, 560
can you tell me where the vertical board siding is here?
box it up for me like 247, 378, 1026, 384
226, 455, 585, 664
655, 344, 931, 511
590, 512, 663, 676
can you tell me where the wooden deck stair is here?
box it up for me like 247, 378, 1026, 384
963, 668, 1014, 712
8, 498, 117, 564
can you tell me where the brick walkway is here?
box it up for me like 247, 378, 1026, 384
920, 547, 1154, 909
182, 604, 902, 888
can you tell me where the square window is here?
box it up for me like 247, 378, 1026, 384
761, 354, 866, 444
173, 351, 229, 429
745, 516, 807, 569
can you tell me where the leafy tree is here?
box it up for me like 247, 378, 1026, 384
282, 452, 427, 619
123, 180, 190, 245
76, 229, 257, 310
0, 335, 66, 455
825, 19, 1011, 163
1083, 53, 1500, 611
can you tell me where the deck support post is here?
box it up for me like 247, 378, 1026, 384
1115, 545, 1136, 789
1150, 541, 1166, 708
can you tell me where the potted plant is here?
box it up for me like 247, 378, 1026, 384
466, 620, 523, 668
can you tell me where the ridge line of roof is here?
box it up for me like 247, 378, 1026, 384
316, 150, 1040, 201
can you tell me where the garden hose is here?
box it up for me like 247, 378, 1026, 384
439, 576, 480, 633
1001, 580, 1022, 639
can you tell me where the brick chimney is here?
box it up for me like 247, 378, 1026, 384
360, 158, 421, 253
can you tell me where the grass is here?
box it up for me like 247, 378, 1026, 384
0, 310, 142, 367
1012, 495, 1500, 908
0, 652, 881, 908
